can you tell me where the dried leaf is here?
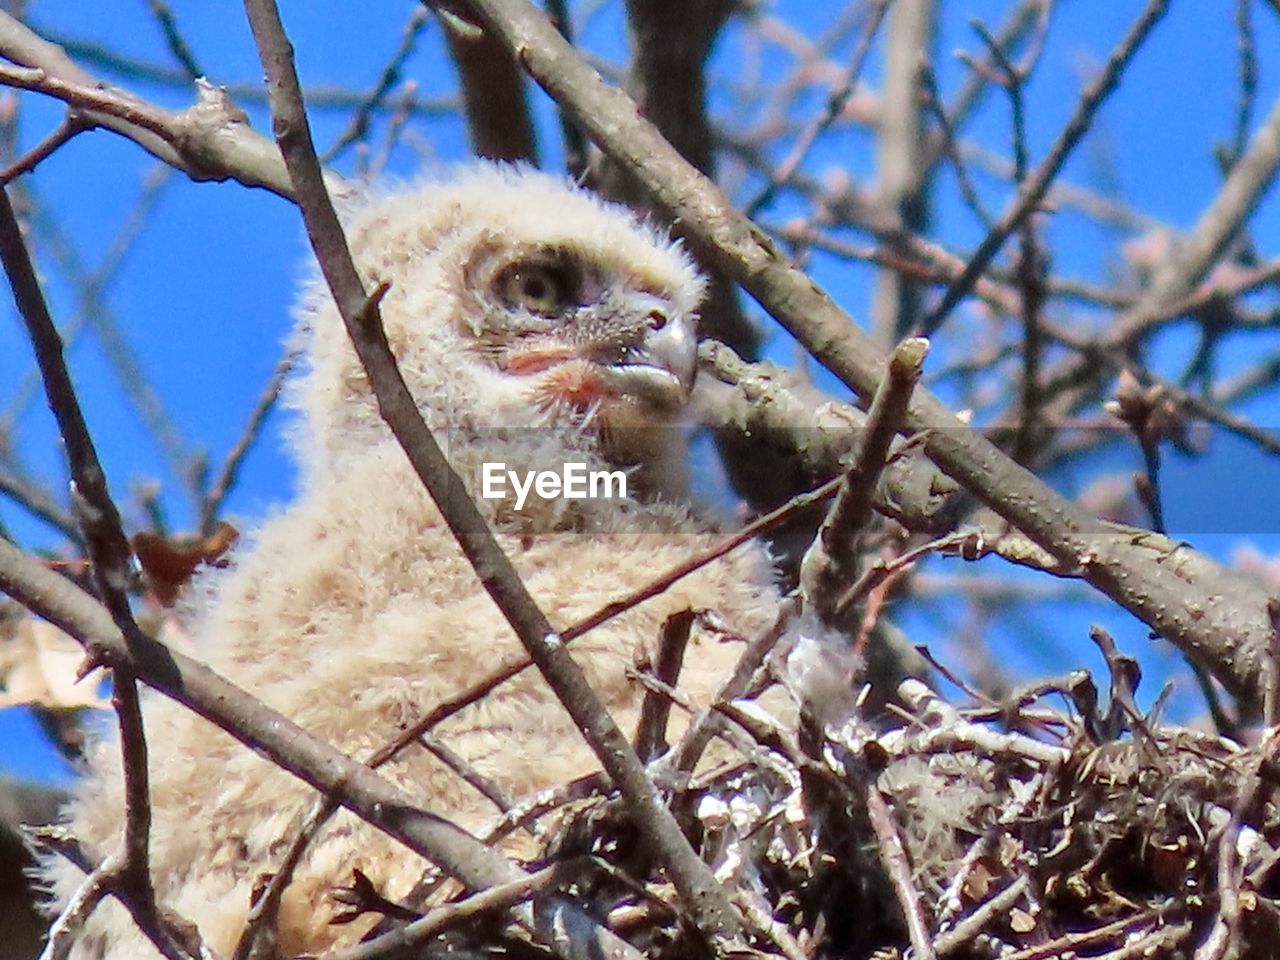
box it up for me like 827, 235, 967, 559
1009, 907, 1037, 934
132, 521, 239, 606
0, 612, 105, 709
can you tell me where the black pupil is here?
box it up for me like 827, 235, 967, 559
523, 273, 550, 301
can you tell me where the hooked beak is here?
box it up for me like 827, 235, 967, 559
504, 302, 698, 414
593, 308, 696, 412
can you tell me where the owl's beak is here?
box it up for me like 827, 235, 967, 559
505, 301, 697, 415
596, 309, 697, 412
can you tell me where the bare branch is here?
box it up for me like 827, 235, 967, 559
0, 12, 294, 195
917, 0, 1169, 336
0, 184, 198, 958
197, 349, 297, 535
322, 8, 432, 164
801, 337, 928, 624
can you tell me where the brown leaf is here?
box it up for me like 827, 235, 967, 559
132, 522, 239, 606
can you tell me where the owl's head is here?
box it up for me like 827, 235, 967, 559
291, 164, 706, 494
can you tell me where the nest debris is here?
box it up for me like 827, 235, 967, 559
354, 650, 1280, 960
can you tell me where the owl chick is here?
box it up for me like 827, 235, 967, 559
38, 164, 783, 958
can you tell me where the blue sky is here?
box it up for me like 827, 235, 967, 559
3, 2, 1280, 782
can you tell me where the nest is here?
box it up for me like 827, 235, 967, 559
353, 653, 1280, 960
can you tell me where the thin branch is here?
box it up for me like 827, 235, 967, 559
36, 27, 455, 116
438, 6, 538, 164
197, 348, 296, 535
1112, 93, 1280, 347
325, 863, 570, 960
23, 169, 197, 497
865, 782, 936, 959
0, 12, 295, 196
633, 610, 694, 761
968, 17, 1048, 464
321, 8, 430, 164
144, 0, 202, 80
921, 0, 1043, 174
0, 185, 196, 958
0, 112, 89, 184
1229, 0, 1258, 168
918, 62, 993, 228
916, 0, 1169, 336
541, 0, 587, 175
800, 337, 928, 624
0, 466, 82, 544
871, 0, 935, 343
745, 0, 890, 216
1, 170, 178, 546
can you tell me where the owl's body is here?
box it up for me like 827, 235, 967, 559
40, 166, 781, 958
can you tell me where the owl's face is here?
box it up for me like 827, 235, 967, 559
461, 240, 697, 427
294, 165, 707, 484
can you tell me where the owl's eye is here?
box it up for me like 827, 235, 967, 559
494, 259, 579, 316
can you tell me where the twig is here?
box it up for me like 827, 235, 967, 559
541, 0, 587, 175
918, 62, 993, 228
916, 0, 1170, 336
834, 530, 968, 621
34, 27, 454, 116
999, 909, 1191, 960
1266, 599, 1280, 727
969, 15, 1049, 464
921, 0, 1043, 175
324, 862, 570, 960
1, 185, 197, 958
0, 112, 89, 184
144, 0, 203, 80
657, 598, 800, 780
231, 796, 327, 960
871, 0, 935, 342
1195, 753, 1264, 960
0, 466, 82, 544
198, 348, 297, 535
565, 470, 842, 643
934, 874, 1030, 957
1111, 93, 1280, 347
1162, 371, 1280, 458
367, 80, 419, 177
2, 166, 173, 434
0, 12, 294, 195
634, 610, 694, 761
438, 6, 538, 164
320, 8, 429, 164
629, 669, 785, 777
745, 0, 890, 216
800, 337, 927, 624
24, 168, 196, 497
419, 730, 517, 818
1229, 0, 1258, 168
864, 782, 936, 959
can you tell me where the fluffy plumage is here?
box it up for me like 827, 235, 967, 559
40, 165, 782, 958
